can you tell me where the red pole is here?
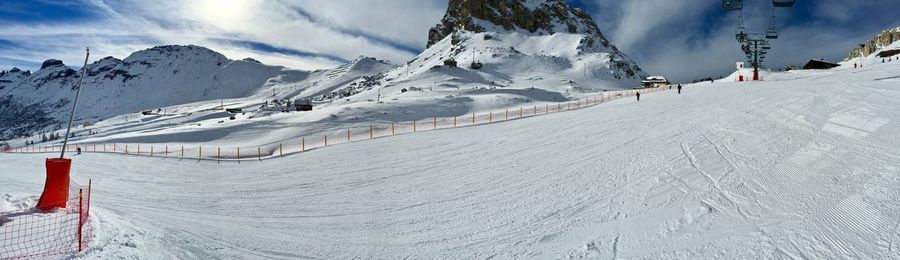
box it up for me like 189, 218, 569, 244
78, 188, 83, 251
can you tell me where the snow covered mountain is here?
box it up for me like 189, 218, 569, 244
0, 46, 393, 140
846, 26, 900, 60
397, 0, 645, 89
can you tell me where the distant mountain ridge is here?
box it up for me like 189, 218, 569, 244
0, 45, 393, 139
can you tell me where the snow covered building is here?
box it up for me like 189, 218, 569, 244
641, 76, 669, 88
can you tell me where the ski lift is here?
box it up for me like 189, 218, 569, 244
773, 0, 795, 8
722, 0, 743, 11
735, 26, 748, 42
765, 29, 778, 39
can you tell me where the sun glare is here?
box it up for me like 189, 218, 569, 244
190, 0, 251, 29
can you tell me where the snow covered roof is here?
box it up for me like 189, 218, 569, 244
642, 76, 668, 83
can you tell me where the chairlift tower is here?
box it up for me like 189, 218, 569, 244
722, 0, 795, 80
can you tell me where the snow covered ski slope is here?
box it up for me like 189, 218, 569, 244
3, 61, 900, 259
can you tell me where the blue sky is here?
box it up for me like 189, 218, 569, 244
1, 0, 898, 82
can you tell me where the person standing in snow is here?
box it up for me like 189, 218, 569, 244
677, 84, 682, 94
636, 91, 641, 101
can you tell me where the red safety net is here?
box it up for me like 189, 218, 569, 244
0, 180, 92, 259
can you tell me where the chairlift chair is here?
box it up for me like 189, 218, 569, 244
773, 0, 795, 8
766, 29, 778, 39
735, 26, 748, 42
722, 0, 743, 11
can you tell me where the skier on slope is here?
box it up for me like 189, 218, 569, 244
636, 91, 641, 101
677, 84, 683, 94
76, 147, 81, 155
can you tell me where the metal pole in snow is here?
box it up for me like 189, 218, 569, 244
60, 48, 90, 159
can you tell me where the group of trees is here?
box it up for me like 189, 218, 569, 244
23, 132, 63, 146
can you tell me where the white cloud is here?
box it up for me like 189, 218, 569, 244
0, 0, 448, 71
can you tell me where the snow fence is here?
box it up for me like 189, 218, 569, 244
4, 87, 666, 161
0, 180, 92, 259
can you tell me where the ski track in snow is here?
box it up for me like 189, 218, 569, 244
3, 62, 900, 259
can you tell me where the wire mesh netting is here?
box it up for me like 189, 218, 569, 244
0, 180, 92, 259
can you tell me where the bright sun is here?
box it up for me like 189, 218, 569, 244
190, 0, 251, 28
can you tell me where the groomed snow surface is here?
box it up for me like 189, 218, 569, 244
3, 61, 900, 259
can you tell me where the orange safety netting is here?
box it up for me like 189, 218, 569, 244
0, 180, 92, 259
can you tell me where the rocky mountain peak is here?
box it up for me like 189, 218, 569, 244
846, 26, 900, 60
427, 0, 607, 48
40, 59, 65, 70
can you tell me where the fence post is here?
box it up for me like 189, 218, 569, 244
534, 105, 537, 115
369, 126, 373, 139
138, 144, 140, 155
181, 146, 184, 159
433, 117, 437, 129
258, 147, 261, 161
520, 107, 523, 118
199, 146, 201, 160
413, 120, 417, 132
279, 143, 283, 157
454, 116, 457, 127
391, 122, 395, 135
472, 113, 476, 124
489, 112, 493, 123
125, 144, 128, 154
347, 129, 351, 142
325, 134, 328, 146
302, 137, 305, 151
505, 109, 509, 120
217, 147, 220, 162
165, 146, 168, 158
78, 188, 83, 251
150, 146, 154, 157
237, 147, 240, 162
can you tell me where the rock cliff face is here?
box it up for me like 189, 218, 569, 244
425, 0, 643, 81
427, 0, 605, 48
846, 26, 900, 60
